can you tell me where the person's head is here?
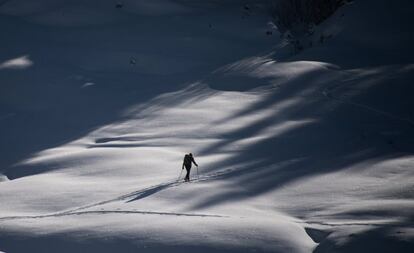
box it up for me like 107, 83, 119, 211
189, 153, 193, 157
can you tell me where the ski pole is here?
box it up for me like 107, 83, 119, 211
177, 169, 183, 182
197, 166, 199, 180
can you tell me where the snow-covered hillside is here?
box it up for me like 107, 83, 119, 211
1, 0, 413, 252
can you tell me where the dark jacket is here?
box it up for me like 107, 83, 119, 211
183, 154, 197, 168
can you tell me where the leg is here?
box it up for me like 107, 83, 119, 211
185, 166, 191, 181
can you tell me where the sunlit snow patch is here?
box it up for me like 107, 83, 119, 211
0, 55, 33, 70
0, 174, 8, 182
82, 82, 95, 88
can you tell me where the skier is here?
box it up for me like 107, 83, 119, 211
182, 153, 198, 182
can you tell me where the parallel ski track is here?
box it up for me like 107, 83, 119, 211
0, 170, 236, 222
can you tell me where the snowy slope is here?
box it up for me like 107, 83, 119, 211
1, 0, 414, 252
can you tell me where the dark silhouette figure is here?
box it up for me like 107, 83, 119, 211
182, 153, 198, 182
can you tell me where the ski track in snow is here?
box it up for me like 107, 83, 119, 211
1, 165, 402, 229
0, 209, 228, 222
0, 170, 238, 222
57, 166, 244, 213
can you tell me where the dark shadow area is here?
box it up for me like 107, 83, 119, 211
305, 227, 331, 244
313, 219, 414, 253
126, 182, 177, 203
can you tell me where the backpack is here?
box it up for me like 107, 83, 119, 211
183, 155, 192, 166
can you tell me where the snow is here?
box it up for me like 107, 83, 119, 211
1, 0, 414, 252
0, 55, 33, 70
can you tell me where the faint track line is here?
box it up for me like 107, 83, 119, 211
0, 209, 228, 221
322, 87, 414, 127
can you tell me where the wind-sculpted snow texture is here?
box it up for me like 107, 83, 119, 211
1, 0, 414, 252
